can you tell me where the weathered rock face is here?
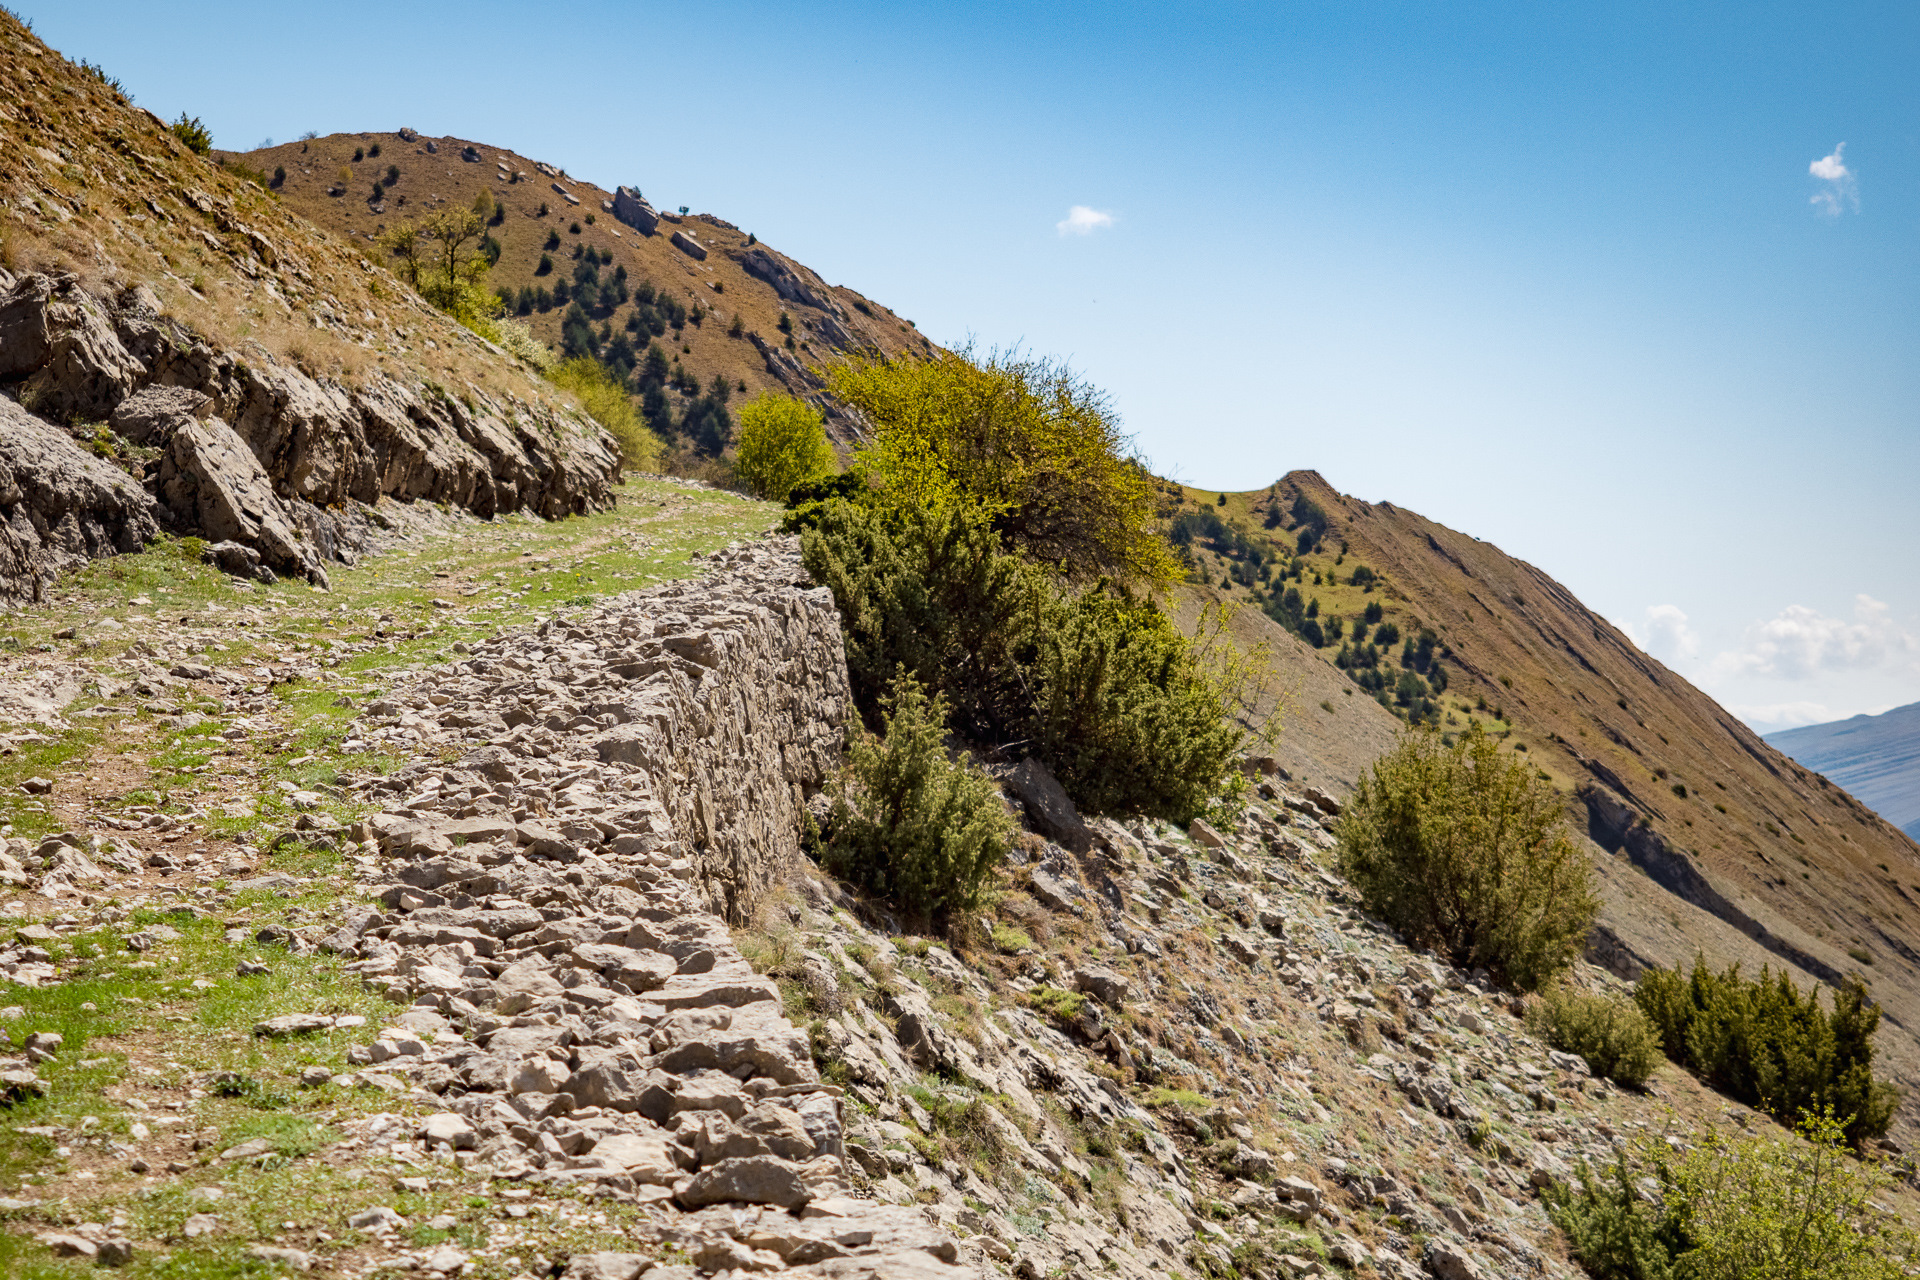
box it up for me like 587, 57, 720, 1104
0, 273, 144, 422
0, 271, 622, 599
349, 538, 849, 923
154, 416, 328, 586
670, 230, 708, 261
0, 397, 159, 602
612, 186, 658, 236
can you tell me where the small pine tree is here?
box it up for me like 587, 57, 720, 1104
170, 113, 213, 155
824, 674, 1011, 920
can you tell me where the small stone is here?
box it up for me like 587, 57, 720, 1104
249, 1245, 316, 1271
97, 1238, 135, 1267
181, 1213, 220, 1238
348, 1206, 408, 1233
562, 1254, 650, 1280
39, 1232, 97, 1258
254, 1013, 333, 1037
299, 1066, 332, 1086
420, 1112, 476, 1150
219, 1137, 273, 1162
20, 777, 52, 795
422, 1244, 468, 1273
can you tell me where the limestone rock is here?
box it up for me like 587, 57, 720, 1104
670, 229, 708, 261
1005, 758, 1090, 853
563, 1254, 651, 1280
612, 187, 658, 235
675, 1154, 812, 1208
107, 384, 213, 444
153, 415, 327, 586
0, 396, 158, 603
0, 274, 143, 420
1074, 965, 1130, 1008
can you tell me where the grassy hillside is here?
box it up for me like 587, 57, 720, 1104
229, 132, 933, 455
1169, 470, 1920, 1144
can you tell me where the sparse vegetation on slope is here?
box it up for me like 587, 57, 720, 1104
824, 673, 1012, 921
1547, 1112, 1916, 1280
800, 490, 1247, 822
828, 346, 1176, 581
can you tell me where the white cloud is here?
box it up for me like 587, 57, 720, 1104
1056, 205, 1115, 236
1729, 700, 1838, 730
1710, 594, 1916, 681
1618, 603, 1700, 663
1809, 143, 1858, 216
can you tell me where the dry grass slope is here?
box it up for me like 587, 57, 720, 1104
239, 131, 934, 444
1179, 469, 1920, 1148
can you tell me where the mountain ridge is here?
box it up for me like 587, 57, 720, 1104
1769, 701, 1920, 844
232, 130, 935, 450
1169, 469, 1920, 1143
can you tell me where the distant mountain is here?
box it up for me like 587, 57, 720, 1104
1768, 702, 1920, 843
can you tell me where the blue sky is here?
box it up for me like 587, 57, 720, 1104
26, 0, 1920, 728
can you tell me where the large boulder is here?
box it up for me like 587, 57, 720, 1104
612, 186, 658, 235
0, 397, 158, 602
153, 415, 328, 586
670, 229, 708, 261
1005, 758, 1091, 853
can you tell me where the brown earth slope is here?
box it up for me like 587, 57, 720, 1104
234, 131, 935, 441
0, 16, 623, 594
1207, 470, 1920, 1143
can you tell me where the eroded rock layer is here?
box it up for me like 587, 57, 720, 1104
0, 269, 621, 601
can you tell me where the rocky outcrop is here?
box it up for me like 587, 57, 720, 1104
152, 413, 329, 586
0, 272, 622, 598
0, 272, 144, 422
0, 397, 159, 602
671, 230, 708, 262
612, 186, 659, 236
737, 248, 831, 313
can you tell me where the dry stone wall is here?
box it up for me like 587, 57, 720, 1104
349, 538, 849, 922
322, 539, 980, 1276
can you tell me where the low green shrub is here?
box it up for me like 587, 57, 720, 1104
1336, 725, 1597, 990
823, 674, 1010, 920
1025, 984, 1088, 1027
800, 497, 1244, 820
1526, 984, 1661, 1087
170, 112, 212, 154
1635, 960, 1898, 1144
1024, 581, 1241, 819
800, 497, 1042, 739
1545, 1111, 1915, 1280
